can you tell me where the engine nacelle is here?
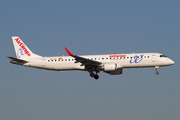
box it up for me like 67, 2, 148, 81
105, 69, 123, 75
103, 63, 117, 71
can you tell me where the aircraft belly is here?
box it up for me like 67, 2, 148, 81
45, 62, 75, 71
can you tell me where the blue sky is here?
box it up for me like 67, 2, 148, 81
0, 0, 180, 120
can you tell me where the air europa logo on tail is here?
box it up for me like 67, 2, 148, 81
15, 38, 31, 56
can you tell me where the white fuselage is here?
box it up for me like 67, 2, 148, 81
22, 53, 174, 71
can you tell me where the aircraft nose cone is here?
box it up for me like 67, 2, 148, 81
169, 59, 175, 65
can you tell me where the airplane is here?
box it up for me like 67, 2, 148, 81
7, 36, 175, 80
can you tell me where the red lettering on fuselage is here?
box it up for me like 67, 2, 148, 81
15, 38, 31, 56
109, 55, 126, 58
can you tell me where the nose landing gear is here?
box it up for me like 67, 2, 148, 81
155, 71, 159, 75
155, 66, 159, 75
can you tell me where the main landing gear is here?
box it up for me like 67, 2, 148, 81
155, 66, 159, 75
89, 71, 99, 80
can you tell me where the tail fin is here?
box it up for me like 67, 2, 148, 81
12, 36, 42, 60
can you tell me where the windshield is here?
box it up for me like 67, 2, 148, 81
160, 55, 167, 57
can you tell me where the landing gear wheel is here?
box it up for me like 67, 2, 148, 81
155, 66, 160, 75
94, 75, 99, 80
90, 72, 95, 77
155, 71, 159, 75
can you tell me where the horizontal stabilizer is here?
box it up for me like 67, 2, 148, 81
7, 56, 28, 64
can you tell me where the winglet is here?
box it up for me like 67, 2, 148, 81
64, 47, 74, 56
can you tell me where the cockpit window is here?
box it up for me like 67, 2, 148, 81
160, 55, 167, 57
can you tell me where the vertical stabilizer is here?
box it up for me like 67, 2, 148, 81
12, 36, 42, 60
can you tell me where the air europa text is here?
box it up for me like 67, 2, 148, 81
109, 55, 126, 58
15, 38, 31, 56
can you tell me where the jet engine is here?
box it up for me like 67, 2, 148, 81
103, 63, 117, 71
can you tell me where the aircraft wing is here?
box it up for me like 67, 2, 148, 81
65, 47, 102, 68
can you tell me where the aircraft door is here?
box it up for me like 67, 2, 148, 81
42, 59, 46, 67
152, 55, 156, 62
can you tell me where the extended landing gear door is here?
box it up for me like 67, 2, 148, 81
152, 54, 156, 62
